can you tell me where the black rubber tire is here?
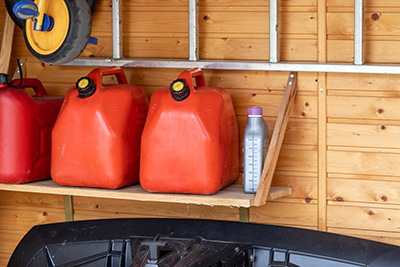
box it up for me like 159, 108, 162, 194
4, 0, 23, 29
5, 0, 97, 30
86, 0, 97, 15
22, 0, 92, 65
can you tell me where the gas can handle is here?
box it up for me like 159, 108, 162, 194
9, 78, 48, 97
178, 68, 206, 91
96, 66, 128, 85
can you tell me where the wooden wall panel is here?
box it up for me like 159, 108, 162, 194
0, 191, 65, 265
0, 206, 65, 235
272, 173, 317, 202
328, 176, 400, 204
327, 95, 400, 120
327, 0, 400, 8
250, 202, 317, 228
328, 40, 400, 63
73, 197, 239, 222
0, 191, 64, 209
4, 0, 400, 263
0, 256, 10, 267
233, 94, 317, 118
0, 16, 3, 44
200, 38, 317, 61
327, 123, 400, 149
327, 73, 400, 92
327, 13, 400, 37
0, 233, 23, 260
327, 150, 400, 177
324, 39, 400, 243
276, 149, 317, 173
327, 203, 400, 232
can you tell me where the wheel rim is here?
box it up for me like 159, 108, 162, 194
25, 0, 69, 55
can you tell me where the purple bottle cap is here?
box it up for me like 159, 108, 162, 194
248, 106, 263, 116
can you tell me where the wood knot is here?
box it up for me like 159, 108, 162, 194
252, 93, 257, 97
371, 13, 380, 21
42, 211, 48, 216
381, 195, 388, 202
203, 15, 209, 20
335, 196, 344, 202
367, 210, 375, 216
301, 112, 306, 117
305, 102, 309, 107
377, 108, 384, 114
305, 196, 312, 203
381, 125, 386, 130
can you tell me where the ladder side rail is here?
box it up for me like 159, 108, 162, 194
354, 0, 365, 65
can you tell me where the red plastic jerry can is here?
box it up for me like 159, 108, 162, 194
51, 67, 149, 189
140, 68, 239, 194
0, 75, 64, 183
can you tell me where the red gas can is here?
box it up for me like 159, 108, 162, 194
51, 67, 148, 189
140, 68, 239, 194
0, 75, 64, 183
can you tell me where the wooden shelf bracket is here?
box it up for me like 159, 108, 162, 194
252, 72, 298, 207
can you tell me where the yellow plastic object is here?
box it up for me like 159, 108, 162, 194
34, 0, 46, 31
25, 0, 69, 55
172, 81, 184, 91
77, 78, 89, 89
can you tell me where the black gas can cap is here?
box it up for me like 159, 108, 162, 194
169, 79, 190, 102
0, 73, 11, 84
76, 77, 96, 98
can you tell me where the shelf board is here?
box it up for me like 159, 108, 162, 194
0, 180, 292, 208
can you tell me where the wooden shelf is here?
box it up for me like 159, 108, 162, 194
0, 73, 297, 210
0, 180, 291, 208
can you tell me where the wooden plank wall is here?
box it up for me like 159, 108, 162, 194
326, 0, 400, 246
1, 0, 400, 264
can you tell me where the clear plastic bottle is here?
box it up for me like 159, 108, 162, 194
243, 107, 269, 193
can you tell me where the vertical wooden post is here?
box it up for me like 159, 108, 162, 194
317, 0, 328, 232
239, 207, 249, 223
64, 195, 74, 222
0, 11, 15, 74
